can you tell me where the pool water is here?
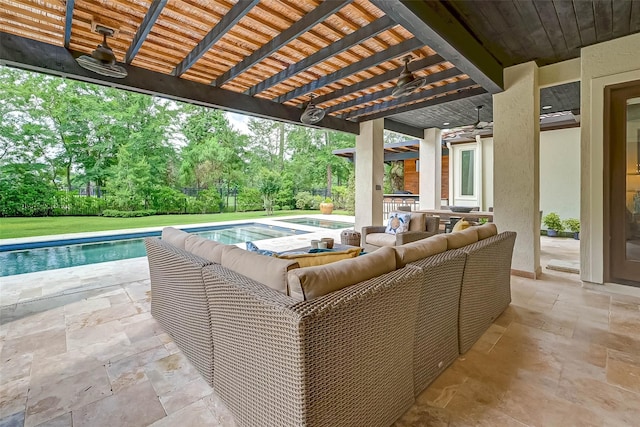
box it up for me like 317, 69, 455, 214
0, 223, 306, 277
276, 217, 354, 229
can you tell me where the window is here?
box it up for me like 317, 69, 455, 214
461, 149, 475, 196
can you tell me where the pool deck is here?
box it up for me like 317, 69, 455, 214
0, 214, 356, 305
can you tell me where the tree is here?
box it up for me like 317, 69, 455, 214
259, 170, 281, 215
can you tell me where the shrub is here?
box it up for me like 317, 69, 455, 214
564, 218, 580, 233
294, 191, 313, 210
310, 195, 324, 209
542, 212, 563, 231
272, 205, 281, 211
281, 205, 292, 211
150, 187, 186, 214
102, 209, 156, 218
236, 187, 263, 212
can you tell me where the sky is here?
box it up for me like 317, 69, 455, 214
226, 112, 251, 135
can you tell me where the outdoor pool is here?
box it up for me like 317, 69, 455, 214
0, 223, 308, 277
276, 217, 354, 229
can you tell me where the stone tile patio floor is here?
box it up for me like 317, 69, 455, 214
1, 235, 640, 426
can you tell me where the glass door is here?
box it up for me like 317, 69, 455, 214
607, 81, 640, 286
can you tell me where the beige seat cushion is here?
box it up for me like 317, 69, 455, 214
408, 212, 426, 232
393, 234, 448, 268
452, 219, 471, 232
161, 227, 190, 250
275, 247, 361, 268
476, 223, 498, 240
446, 227, 479, 249
287, 247, 397, 301
221, 246, 299, 295
366, 232, 397, 247
185, 235, 226, 264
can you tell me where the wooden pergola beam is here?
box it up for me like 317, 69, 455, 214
214, 0, 351, 87
356, 86, 487, 122
246, 15, 395, 96
173, 0, 259, 76
125, 0, 167, 64
275, 37, 423, 104
371, 0, 503, 93
63, 0, 74, 48
343, 79, 477, 119
0, 32, 359, 134
384, 119, 424, 138
325, 66, 463, 114
312, 54, 445, 105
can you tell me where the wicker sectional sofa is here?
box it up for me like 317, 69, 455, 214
145, 224, 516, 427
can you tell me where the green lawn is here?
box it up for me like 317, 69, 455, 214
0, 210, 349, 239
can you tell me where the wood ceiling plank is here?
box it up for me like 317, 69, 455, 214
214, 0, 352, 87
372, 0, 503, 93
0, 32, 359, 134
343, 78, 476, 119
275, 37, 423, 104
246, 15, 394, 96
172, 0, 259, 76
511, 0, 556, 63
125, 0, 168, 64
572, 0, 597, 46
552, 0, 582, 51
355, 86, 487, 123
532, 0, 568, 57
1, 3, 63, 27
593, 0, 613, 41
611, 0, 632, 38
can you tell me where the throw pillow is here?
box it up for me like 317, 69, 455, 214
452, 219, 471, 232
275, 247, 361, 268
385, 212, 411, 235
245, 241, 277, 256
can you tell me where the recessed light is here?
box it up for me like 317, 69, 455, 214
542, 105, 552, 110
443, 122, 450, 126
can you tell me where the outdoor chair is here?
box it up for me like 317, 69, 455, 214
362, 212, 439, 252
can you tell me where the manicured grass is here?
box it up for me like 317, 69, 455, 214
0, 210, 349, 239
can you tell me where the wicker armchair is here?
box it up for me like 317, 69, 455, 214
361, 212, 439, 252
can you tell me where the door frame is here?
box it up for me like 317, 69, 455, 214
604, 79, 640, 286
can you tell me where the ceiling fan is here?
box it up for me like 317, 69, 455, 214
75, 25, 128, 78
472, 105, 493, 130
392, 55, 426, 98
300, 93, 326, 125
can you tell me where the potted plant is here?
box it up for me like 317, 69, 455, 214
542, 212, 563, 237
319, 197, 334, 215
564, 218, 580, 240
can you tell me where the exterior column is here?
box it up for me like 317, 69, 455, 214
419, 128, 442, 210
493, 61, 541, 278
355, 119, 384, 233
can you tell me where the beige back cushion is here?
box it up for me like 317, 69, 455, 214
408, 212, 426, 232
185, 235, 226, 264
221, 246, 299, 295
161, 227, 191, 250
287, 246, 397, 301
393, 234, 448, 268
476, 223, 498, 240
446, 227, 479, 249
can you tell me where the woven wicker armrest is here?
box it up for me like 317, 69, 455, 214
396, 230, 437, 245
145, 238, 216, 385
205, 264, 422, 427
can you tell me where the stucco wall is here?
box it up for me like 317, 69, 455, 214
540, 127, 581, 222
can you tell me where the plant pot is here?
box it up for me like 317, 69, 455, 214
573, 232, 580, 240
547, 229, 558, 237
319, 202, 333, 215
